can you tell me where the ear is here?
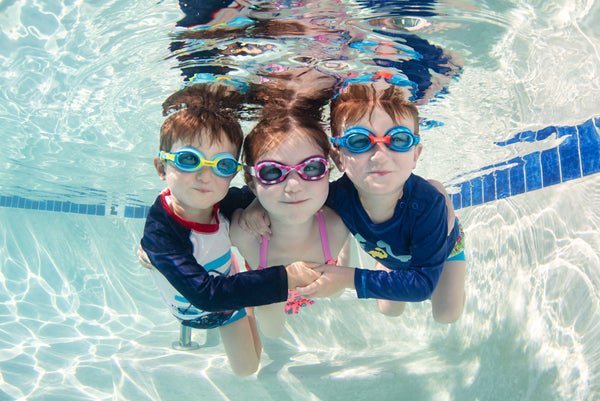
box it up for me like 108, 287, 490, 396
412, 144, 423, 169
330, 146, 344, 172
154, 157, 167, 180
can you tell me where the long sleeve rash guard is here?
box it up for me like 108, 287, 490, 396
326, 174, 459, 302
141, 187, 288, 312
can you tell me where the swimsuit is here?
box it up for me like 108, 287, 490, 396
141, 188, 289, 329
247, 210, 336, 315
326, 174, 464, 302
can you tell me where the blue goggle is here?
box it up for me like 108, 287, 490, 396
159, 147, 241, 177
331, 126, 420, 153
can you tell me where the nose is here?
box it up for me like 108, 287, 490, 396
283, 170, 303, 192
368, 142, 389, 159
195, 166, 213, 181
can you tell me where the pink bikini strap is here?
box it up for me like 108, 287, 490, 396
316, 210, 333, 263
259, 236, 269, 269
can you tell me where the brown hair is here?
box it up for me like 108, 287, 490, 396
330, 83, 419, 138
159, 83, 244, 156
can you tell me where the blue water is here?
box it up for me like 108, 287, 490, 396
1, 0, 600, 400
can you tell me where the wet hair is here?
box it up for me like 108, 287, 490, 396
174, 19, 341, 41
159, 83, 244, 156
242, 76, 333, 185
330, 83, 420, 137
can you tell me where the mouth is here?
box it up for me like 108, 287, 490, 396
282, 199, 308, 205
368, 170, 391, 177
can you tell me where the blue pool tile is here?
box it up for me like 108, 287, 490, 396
541, 148, 561, 187
557, 125, 581, 182
460, 181, 471, 208
62, 201, 71, 213
0, 196, 7, 207
86, 204, 96, 215
451, 192, 461, 210
470, 177, 483, 206
134, 206, 145, 219
124, 206, 134, 218
509, 160, 525, 196
494, 135, 521, 146
70, 202, 79, 213
482, 172, 496, 203
78, 204, 87, 214
45, 200, 53, 211
31, 200, 39, 210
578, 119, 600, 176
18, 197, 26, 208
96, 204, 106, 216
53, 200, 61, 212
536, 125, 557, 141
24, 198, 32, 209
519, 130, 536, 143
496, 168, 510, 199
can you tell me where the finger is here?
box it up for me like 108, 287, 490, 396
296, 281, 318, 296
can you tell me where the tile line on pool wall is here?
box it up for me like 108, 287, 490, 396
1, 117, 599, 218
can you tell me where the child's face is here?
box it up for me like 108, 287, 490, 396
337, 106, 422, 200
252, 131, 329, 226
156, 134, 238, 220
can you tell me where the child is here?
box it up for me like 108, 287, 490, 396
297, 82, 466, 323
230, 89, 350, 338
139, 83, 320, 376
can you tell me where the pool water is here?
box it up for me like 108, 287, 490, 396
1, 0, 599, 400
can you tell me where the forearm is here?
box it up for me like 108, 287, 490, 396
354, 265, 442, 302
151, 252, 288, 311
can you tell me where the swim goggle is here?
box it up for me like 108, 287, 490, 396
330, 126, 420, 153
158, 147, 242, 177
249, 156, 329, 185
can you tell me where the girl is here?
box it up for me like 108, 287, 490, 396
230, 98, 350, 338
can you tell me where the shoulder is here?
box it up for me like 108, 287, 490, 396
408, 175, 446, 205
229, 210, 261, 265
320, 206, 350, 256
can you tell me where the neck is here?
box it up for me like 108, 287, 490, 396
358, 190, 401, 224
169, 198, 214, 224
268, 214, 318, 245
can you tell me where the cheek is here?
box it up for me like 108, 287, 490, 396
255, 184, 279, 206
215, 177, 234, 193
340, 153, 365, 176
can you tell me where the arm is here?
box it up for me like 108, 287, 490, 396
296, 264, 355, 298
218, 185, 256, 221
142, 199, 288, 312
231, 198, 272, 240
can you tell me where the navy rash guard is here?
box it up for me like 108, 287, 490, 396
326, 174, 460, 302
141, 186, 288, 312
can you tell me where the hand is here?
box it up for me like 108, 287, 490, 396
285, 261, 321, 289
137, 246, 154, 270
234, 199, 272, 240
295, 264, 355, 298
